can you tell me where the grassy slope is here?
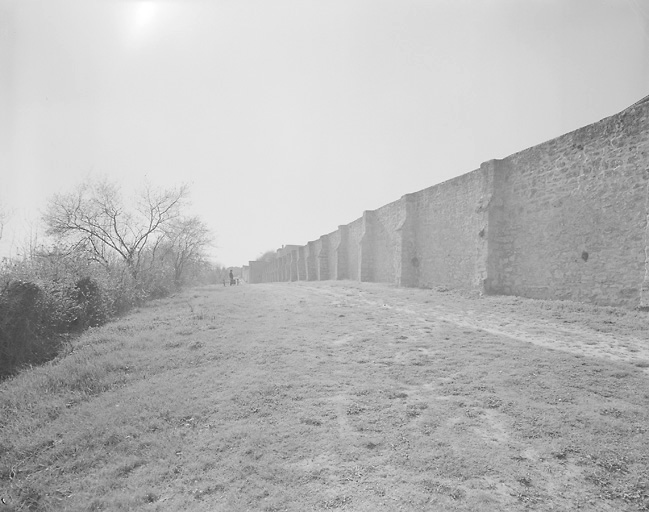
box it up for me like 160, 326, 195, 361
1, 282, 648, 511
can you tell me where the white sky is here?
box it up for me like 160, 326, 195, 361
1, 0, 648, 267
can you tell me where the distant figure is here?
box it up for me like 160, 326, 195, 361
236, 278, 240, 285
229, 269, 235, 286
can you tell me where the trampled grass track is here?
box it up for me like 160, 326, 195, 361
1, 281, 649, 511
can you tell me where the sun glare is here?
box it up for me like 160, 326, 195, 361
126, 1, 158, 44
134, 1, 156, 30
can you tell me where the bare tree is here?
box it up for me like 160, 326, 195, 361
161, 216, 213, 285
44, 178, 188, 279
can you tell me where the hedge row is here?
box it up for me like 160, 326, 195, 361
0, 250, 225, 379
0, 274, 138, 379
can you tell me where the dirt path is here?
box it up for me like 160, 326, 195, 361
303, 281, 649, 367
2, 281, 649, 511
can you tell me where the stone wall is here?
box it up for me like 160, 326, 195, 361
246, 98, 649, 308
487, 102, 649, 306
368, 199, 403, 284
346, 218, 363, 281
412, 166, 493, 290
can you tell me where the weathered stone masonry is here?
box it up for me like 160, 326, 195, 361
247, 98, 649, 308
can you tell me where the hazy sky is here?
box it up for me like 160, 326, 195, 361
1, 0, 648, 267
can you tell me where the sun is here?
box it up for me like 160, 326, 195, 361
124, 1, 158, 45
133, 1, 157, 32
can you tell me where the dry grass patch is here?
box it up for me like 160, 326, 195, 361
1, 282, 649, 511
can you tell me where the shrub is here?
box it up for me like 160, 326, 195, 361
0, 245, 218, 378
0, 280, 69, 378
138, 268, 175, 300
106, 273, 146, 316
72, 276, 111, 329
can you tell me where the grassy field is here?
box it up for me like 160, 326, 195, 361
1, 281, 649, 511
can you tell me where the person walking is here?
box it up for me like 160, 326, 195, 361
229, 269, 234, 286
